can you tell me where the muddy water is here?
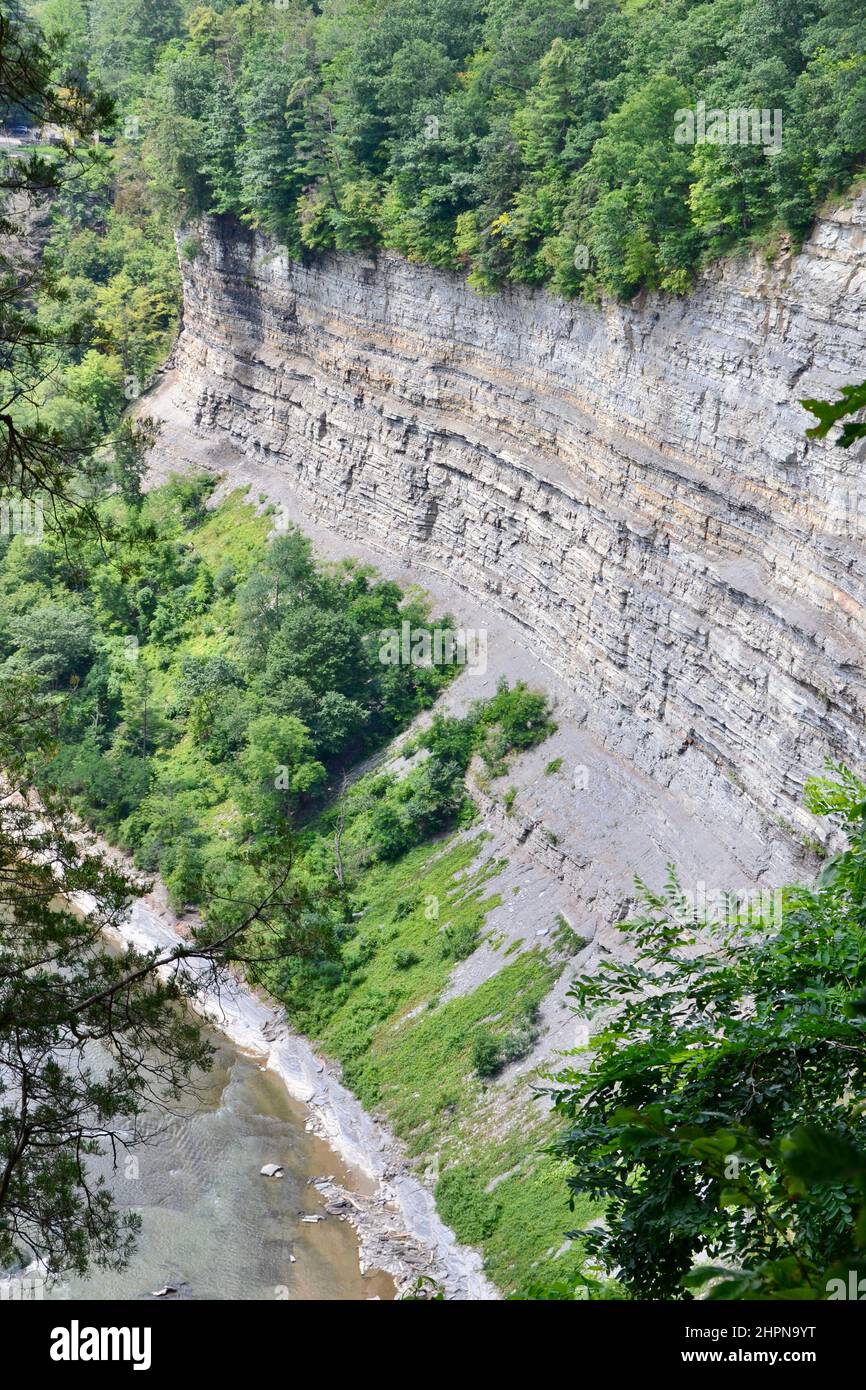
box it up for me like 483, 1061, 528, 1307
49, 1019, 393, 1303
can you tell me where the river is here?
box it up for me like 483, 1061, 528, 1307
42, 914, 394, 1302
31, 884, 490, 1301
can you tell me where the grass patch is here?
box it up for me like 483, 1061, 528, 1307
189, 485, 269, 579
456, 1108, 597, 1295
553, 915, 587, 956
336, 944, 555, 1151
289, 823, 599, 1294
307, 833, 504, 1052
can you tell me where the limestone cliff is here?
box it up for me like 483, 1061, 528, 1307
167, 203, 866, 834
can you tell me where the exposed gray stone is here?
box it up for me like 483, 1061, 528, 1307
158, 203, 866, 837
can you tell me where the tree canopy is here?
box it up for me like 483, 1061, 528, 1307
550, 765, 866, 1301
131, 0, 866, 299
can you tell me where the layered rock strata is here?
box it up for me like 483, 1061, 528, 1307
167, 204, 866, 833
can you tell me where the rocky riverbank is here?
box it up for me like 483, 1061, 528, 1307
76, 863, 497, 1301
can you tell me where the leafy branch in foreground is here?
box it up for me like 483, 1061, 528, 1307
551, 764, 866, 1300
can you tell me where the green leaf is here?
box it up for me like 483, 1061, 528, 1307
781, 1125, 866, 1190
802, 382, 866, 446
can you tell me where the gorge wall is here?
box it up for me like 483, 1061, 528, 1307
166, 202, 866, 834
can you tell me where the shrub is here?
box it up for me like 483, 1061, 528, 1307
553, 766, 866, 1300
213, 560, 236, 594
553, 916, 587, 956
500, 1008, 540, 1065
472, 1028, 502, 1079
393, 947, 421, 971
440, 919, 481, 961
436, 1165, 502, 1244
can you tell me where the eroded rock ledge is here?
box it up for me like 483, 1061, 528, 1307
169, 204, 866, 831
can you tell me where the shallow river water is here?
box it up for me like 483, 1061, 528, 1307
49, 1019, 393, 1302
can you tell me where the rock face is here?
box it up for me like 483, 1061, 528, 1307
171, 206, 866, 830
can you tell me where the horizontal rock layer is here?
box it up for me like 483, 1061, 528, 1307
171, 207, 866, 827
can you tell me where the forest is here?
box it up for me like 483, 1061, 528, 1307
28, 0, 866, 300
2, 0, 866, 1310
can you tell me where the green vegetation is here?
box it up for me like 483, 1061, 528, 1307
552, 914, 586, 956
0, 9, 211, 1282
0, 9, 322, 1283
1, 466, 585, 1290
123, 0, 866, 301
38, 157, 180, 409
472, 1007, 540, 1079
0, 475, 470, 902
553, 764, 866, 1300
3, 0, 579, 1279
24, 3, 865, 308
0, 671, 216, 1279
264, 825, 595, 1294
1, 4, 115, 523
9, 0, 865, 1303
804, 378, 866, 450
0, 8, 180, 493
